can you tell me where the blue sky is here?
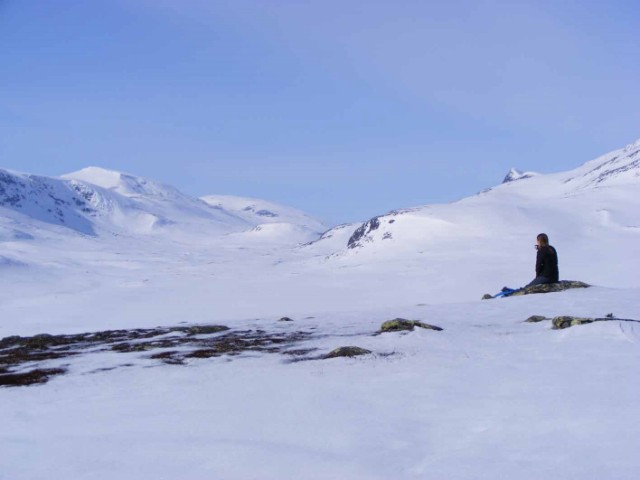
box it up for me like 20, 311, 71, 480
1, 0, 639, 224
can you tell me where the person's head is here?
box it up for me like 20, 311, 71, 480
536, 233, 550, 248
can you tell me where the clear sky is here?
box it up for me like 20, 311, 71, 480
1, 0, 639, 224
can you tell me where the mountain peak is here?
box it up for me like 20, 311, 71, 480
62, 167, 130, 190
502, 168, 538, 184
624, 138, 640, 151
62, 167, 181, 200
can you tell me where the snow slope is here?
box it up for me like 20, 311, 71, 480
201, 194, 328, 245
305, 139, 640, 292
201, 194, 327, 232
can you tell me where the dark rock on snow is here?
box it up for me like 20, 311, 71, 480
348, 216, 381, 249
0, 368, 67, 387
549, 314, 639, 330
0, 323, 313, 387
482, 280, 590, 300
509, 280, 590, 296
324, 346, 372, 359
379, 318, 444, 333
525, 315, 550, 323
552, 316, 595, 329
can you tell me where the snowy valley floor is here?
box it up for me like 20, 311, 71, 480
1, 286, 640, 479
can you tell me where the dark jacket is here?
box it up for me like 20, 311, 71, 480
536, 245, 559, 282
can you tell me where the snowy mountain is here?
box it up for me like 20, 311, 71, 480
305, 139, 640, 290
0, 167, 326, 245
201, 194, 327, 230
61, 167, 251, 237
0, 168, 99, 236
201, 194, 328, 243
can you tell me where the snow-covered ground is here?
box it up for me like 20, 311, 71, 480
2, 288, 639, 479
1, 140, 639, 478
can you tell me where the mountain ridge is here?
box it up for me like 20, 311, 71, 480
0, 167, 326, 243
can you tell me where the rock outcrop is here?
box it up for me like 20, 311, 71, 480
347, 216, 381, 249
509, 280, 590, 296
379, 318, 444, 333
483, 281, 590, 300
552, 316, 595, 329
525, 315, 549, 323
324, 346, 372, 359
523, 313, 640, 329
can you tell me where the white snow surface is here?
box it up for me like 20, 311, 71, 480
1, 140, 640, 479
201, 194, 328, 232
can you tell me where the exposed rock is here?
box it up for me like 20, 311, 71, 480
0, 368, 67, 387
552, 316, 594, 329
282, 348, 318, 356
547, 314, 640, 330
0, 323, 313, 387
525, 315, 550, 323
279, 317, 294, 322
347, 216, 381, 249
508, 280, 590, 297
484, 281, 590, 300
185, 325, 229, 335
502, 168, 539, 184
379, 318, 444, 333
324, 346, 372, 359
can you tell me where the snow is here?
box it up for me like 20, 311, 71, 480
1, 139, 640, 478
2, 289, 639, 479
201, 194, 328, 244
201, 194, 327, 231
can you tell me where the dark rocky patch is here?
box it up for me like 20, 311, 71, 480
483, 281, 590, 300
324, 346, 372, 359
379, 318, 444, 333
185, 325, 229, 335
525, 315, 550, 323
544, 314, 640, 330
348, 217, 381, 249
255, 209, 278, 217
282, 348, 318, 356
0, 368, 67, 387
509, 280, 590, 296
279, 317, 294, 322
0, 324, 313, 387
552, 316, 594, 329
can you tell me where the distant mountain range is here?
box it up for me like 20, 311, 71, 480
0, 166, 327, 243
305, 138, 640, 255
1, 139, 639, 289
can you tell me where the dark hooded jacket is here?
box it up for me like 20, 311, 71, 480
536, 245, 559, 282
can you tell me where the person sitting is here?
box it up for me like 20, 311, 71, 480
526, 233, 559, 287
